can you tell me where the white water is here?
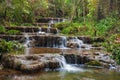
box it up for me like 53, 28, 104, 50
58, 18, 60, 22
23, 33, 30, 55
37, 27, 45, 34
24, 33, 30, 47
68, 37, 91, 49
55, 55, 84, 72
59, 36, 67, 48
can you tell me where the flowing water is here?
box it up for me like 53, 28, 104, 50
1, 18, 120, 80
2, 46, 120, 80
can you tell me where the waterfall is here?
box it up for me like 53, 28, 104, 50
68, 37, 83, 48
58, 18, 60, 22
23, 33, 30, 55
74, 37, 83, 48
37, 27, 45, 35
48, 23, 51, 28
62, 18, 66, 22
24, 33, 30, 47
58, 36, 67, 48
47, 27, 50, 33
55, 55, 84, 72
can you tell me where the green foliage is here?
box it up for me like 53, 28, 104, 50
0, 26, 21, 35
7, 30, 20, 35
111, 44, 120, 64
55, 21, 94, 36
54, 22, 70, 30
101, 34, 120, 64
21, 23, 33, 26
0, 39, 24, 55
0, 26, 6, 34
95, 17, 117, 36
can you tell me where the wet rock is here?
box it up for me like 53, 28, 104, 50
78, 36, 105, 44
20, 62, 45, 73
26, 55, 39, 60
45, 61, 60, 70
1, 53, 116, 73
78, 36, 93, 44
1, 55, 15, 68
1, 54, 61, 73
93, 52, 100, 55
5, 26, 58, 34
82, 52, 90, 55
64, 54, 91, 64
91, 47, 104, 50
67, 42, 79, 48
0, 64, 3, 70
93, 37, 105, 42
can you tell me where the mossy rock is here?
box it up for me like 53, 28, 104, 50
86, 60, 102, 66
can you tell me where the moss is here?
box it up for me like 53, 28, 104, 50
86, 60, 102, 66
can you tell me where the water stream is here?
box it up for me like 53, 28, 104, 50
1, 18, 120, 80
55, 55, 84, 72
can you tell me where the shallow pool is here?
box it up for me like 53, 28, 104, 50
0, 68, 120, 80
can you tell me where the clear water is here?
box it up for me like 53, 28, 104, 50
0, 68, 120, 80
1, 47, 119, 80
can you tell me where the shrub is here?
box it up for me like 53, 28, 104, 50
54, 21, 71, 30
0, 39, 24, 55
111, 44, 120, 64
55, 22, 94, 36
95, 17, 117, 36
7, 30, 21, 35
0, 26, 6, 34
21, 23, 34, 26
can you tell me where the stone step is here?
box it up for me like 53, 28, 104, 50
36, 17, 65, 23
0, 35, 23, 42
5, 26, 58, 34
0, 34, 104, 45
34, 23, 50, 26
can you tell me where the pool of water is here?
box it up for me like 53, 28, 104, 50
1, 47, 118, 80
0, 68, 120, 80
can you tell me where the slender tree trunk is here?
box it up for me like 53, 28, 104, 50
70, 0, 81, 21
82, 0, 86, 23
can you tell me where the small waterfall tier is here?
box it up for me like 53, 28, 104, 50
23, 35, 91, 49
1, 53, 115, 73
5, 27, 58, 34
35, 17, 67, 26
23, 35, 67, 48
1, 54, 91, 72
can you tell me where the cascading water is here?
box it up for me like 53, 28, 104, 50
47, 19, 54, 33
67, 37, 91, 49
73, 37, 83, 48
55, 54, 84, 72
58, 36, 67, 48
24, 33, 30, 47
37, 27, 45, 35
58, 18, 60, 22
62, 18, 66, 22
24, 33, 30, 55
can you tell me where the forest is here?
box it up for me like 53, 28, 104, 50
0, 0, 120, 80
